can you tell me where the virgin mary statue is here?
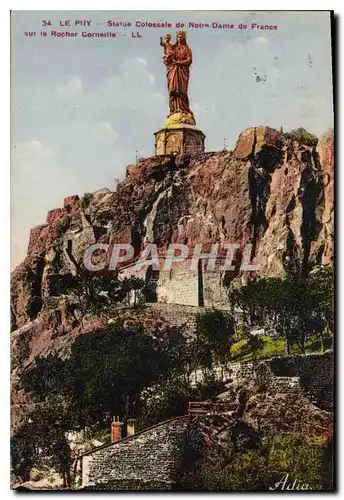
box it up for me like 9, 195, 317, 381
162, 31, 195, 126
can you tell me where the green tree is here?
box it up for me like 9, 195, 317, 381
246, 334, 264, 362
228, 277, 284, 328
11, 403, 73, 487
138, 377, 193, 430
277, 268, 333, 354
11, 425, 37, 483
195, 310, 234, 363
306, 266, 334, 351
225, 268, 334, 356
20, 321, 188, 429
72, 273, 123, 319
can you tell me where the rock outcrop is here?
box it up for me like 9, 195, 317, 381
10, 125, 334, 489
317, 130, 334, 266
11, 126, 334, 334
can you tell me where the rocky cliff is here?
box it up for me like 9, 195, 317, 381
11, 126, 334, 335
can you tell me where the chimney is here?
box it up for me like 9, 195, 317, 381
111, 417, 123, 443
127, 419, 136, 437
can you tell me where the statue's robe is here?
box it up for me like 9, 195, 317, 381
166, 43, 193, 116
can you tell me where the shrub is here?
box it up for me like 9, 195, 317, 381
198, 432, 330, 491
200, 449, 270, 491
284, 127, 318, 147
80, 192, 93, 210
195, 310, 234, 363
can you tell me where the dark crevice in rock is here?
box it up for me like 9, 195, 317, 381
247, 127, 284, 256
11, 306, 17, 332
131, 220, 143, 258
65, 240, 81, 274
298, 150, 325, 276
315, 242, 325, 266
282, 229, 303, 276
152, 180, 191, 248
248, 166, 271, 257
256, 144, 284, 172
286, 195, 296, 214
27, 258, 45, 321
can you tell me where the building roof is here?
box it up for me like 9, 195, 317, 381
80, 415, 188, 457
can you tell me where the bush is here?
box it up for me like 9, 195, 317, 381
137, 374, 226, 431
201, 449, 270, 491
195, 310, 234, 363
80, 192, 93, 210
268, 433, 326, 491
138, 378, 193, 430
284, 127, 318, 147
198, 432, 331, 491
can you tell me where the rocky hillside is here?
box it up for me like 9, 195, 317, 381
11, 125, 334, 334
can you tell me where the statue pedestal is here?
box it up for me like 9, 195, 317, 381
154, 123, 205, 156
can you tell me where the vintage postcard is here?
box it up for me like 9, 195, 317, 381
11, 10, 334, 491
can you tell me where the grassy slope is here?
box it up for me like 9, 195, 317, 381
230, 335, 331, 363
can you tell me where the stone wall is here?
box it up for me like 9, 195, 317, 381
147, 303, 202, 337
202, 258, 234, 308
190, 352, 333, 411
268, 353, 334, 411
147, 302, 234, 338
118, 259, 231, 309
79, 353, 332, 491
81, 416, 188, 491
157, 262, 199, 306
119, 262, 200, 307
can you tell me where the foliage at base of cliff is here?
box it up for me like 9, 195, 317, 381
181, 388, 333, 491
199, 433, 332, 491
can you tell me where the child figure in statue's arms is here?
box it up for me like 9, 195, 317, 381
160, 34, 175, 67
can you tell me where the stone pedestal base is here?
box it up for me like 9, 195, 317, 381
154, 124, 205, 156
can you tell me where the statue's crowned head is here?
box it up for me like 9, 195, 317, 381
176, 31, 187, 44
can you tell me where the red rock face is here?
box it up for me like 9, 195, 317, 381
46, 208, 65, 225
317, 130, 334, 266
10, 127, 334, 336
10, 126, 334, 430
235, 126, 284, 159
27, 225, 48, 254
64, 195, 80, 215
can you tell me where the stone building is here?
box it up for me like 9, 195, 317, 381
119, 258, 232, 309
78, 416, 188, 491
155, 124, 205, 156
190, 352, 334, 412
77, 352, 333, 491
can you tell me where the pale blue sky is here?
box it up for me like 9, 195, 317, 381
11, 10, 333, 267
